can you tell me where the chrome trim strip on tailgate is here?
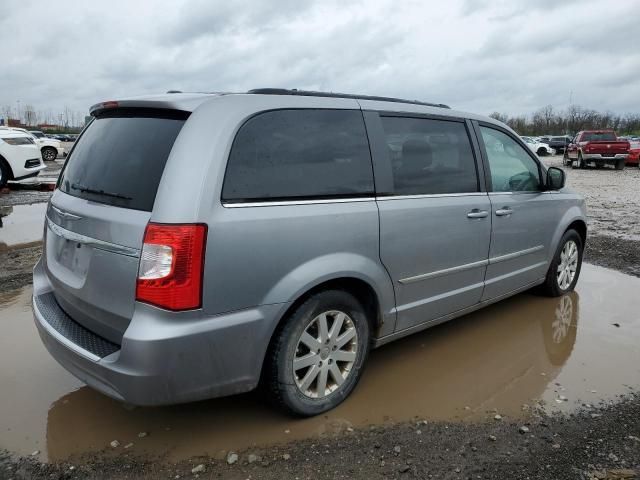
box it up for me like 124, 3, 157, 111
46, 217, 140, 257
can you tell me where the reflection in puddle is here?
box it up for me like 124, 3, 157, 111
0, 264, 638, 462
0, 203, 47, 251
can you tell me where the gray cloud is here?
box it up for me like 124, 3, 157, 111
1, 0, 638, 121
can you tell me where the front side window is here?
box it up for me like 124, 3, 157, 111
480, 126, 541, 192
380, 116, 478, 195
222, 109, 374, 202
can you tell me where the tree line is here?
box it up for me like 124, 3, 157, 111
489, 105, 640, 137
1, 103, 85, 129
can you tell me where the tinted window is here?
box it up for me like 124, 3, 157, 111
380, 116, 478, 195
581, 131, 617, 142
222, 109, 373, 202
59, 110, 187, 211
480, 127, 541, 192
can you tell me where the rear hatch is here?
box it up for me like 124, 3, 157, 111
44, 108, 188, 343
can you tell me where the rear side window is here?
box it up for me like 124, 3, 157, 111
380, 116, 479, 195
222, 109, 374, 202
58, 109, 187, 211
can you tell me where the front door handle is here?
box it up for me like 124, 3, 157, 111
495, 207, 513, 216
467, 209, 489, 219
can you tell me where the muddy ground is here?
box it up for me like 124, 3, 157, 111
2, 396, 639, 480
1, 155, 639, 479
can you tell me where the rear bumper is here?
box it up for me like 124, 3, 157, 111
33, 258, 286, 406
582, 153, 628, 163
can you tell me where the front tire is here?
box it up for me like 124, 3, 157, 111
537, 147, 548, 157
263, 289, 370, 416
41, 147, 57, 162
0, 161, 9, 187
539, 229, 583, 297
615, 159, 625, 170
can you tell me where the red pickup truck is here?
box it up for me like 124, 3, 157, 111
563, 130, 630, 170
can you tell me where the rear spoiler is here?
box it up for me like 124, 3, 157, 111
89, 94, 219, 116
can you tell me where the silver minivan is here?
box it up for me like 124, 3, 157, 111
33, 89, 586, 416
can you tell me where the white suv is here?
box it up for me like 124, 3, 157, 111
24, 129, 65, 161
0, 128, 46, 187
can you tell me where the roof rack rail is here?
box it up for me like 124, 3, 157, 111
247, 88, 450, 109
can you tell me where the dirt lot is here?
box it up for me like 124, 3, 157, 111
1, 154, 639, 479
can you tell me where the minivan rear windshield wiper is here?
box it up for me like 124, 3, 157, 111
71, 183, 133, 200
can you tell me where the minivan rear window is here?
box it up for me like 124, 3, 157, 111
58, 109, 188, 211
222, 109, 374, 202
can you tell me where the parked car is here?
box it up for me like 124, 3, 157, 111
521, 136, 555, 156
33, 89, 587, 416
545, 136, 572, 153
26, 129, 65, 161
627, 140, 640, 166
0, 128, 46, 187
563, 130, 630, 169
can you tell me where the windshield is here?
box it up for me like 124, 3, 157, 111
58, 109, 188, 211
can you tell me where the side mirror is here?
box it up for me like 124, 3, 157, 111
546, 167, 566, 190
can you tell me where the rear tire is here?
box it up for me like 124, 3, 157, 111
577, 152, 586, 169
539, 229, 583, 297
0, 161, 8, 188
537, 147, 547, 156
41, 147, 57, 162
263, 289, 370, 417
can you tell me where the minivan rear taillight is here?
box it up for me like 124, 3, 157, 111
136, 223, 207, 311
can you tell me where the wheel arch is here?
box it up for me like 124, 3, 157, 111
567, 219, 587, 247
548, 210, 587, 264
0, 154, 15, 180
258, 272, 392, 385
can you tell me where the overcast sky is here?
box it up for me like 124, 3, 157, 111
2, 0, 639, 118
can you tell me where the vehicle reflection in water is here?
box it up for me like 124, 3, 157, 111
45, 291, 579, 461
1, 264, 638, 462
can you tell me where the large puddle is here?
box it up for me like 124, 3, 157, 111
0, 203, 47, 251
0, 264, 638, 462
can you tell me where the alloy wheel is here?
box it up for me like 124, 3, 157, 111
293, 310, 358, 399
43, 148, 56, 161
557, 240, 578, 290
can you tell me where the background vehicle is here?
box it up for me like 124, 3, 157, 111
542, 136, 572, 153
564, 130, 629, 170
33, 90, 586, 416
627, 140, 640, 166
21, 129, 65, 161
521, 136, 555, 156
0, 128, 46, 187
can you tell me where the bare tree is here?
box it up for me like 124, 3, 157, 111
24, 104, 37, 126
